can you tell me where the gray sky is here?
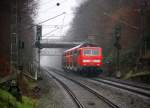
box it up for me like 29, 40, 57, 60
36, 0, 82, 40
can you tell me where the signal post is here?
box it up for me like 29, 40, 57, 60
35, 25, 42, 80
114, 24, 122, 78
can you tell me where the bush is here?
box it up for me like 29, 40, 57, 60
0, 89, 38, 108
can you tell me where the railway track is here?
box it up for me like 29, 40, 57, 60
44, 68, 120, 108
45, 67, 150, 98
91, 77, 150, 97
100, 77, 150, 91
45, 70, 84, 108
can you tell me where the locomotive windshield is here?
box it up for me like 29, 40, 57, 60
84, 49, 100, 56
84, 49, 91, 55
92, 50, 100, 55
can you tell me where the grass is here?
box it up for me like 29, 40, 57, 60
0, 89, 38, 108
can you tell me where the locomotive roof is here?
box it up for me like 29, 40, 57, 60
64, 43, 99, 53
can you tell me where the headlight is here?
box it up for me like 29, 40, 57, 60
83, 60, 90, 62
93, 60, 101, 62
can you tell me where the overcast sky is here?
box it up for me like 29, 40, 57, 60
36, 0, 84, 40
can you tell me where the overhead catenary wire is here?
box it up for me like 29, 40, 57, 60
42, 24, 70, 39
38, 12, 66, 25
20, 0, 60, 25
42, 27, 60, 37
19, 0, 70, 35
20, 12, 66, 33
41, 24, 68, 27
21, 0, 140, 35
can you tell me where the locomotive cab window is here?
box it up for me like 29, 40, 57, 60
84, 49, 91, 55
92, 50, 100, 56
84, 49, 100, 56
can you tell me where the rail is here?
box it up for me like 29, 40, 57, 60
44, 68, 120, 108
91, 77, 150, 97
44, 70, 85, 108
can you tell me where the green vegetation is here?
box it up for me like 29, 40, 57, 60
0, 89, 38, 108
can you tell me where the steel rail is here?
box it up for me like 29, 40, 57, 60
100, 77, 150, 91
45, 70, 85, 108
48, 69, 120, 108
92, 78, 150, 97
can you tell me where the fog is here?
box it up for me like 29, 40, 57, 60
40, 48, 65, 69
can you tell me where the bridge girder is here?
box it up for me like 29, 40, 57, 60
35, 41, 83, 48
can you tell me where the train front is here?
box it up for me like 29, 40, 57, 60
79, 47, 103, 75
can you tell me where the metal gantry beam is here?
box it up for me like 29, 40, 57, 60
40, 42, 82, 48
35, 39, 83, 48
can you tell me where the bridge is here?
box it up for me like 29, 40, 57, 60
35, 39, 84, 48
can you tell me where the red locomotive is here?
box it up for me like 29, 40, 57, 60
62, 43, 103, 76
